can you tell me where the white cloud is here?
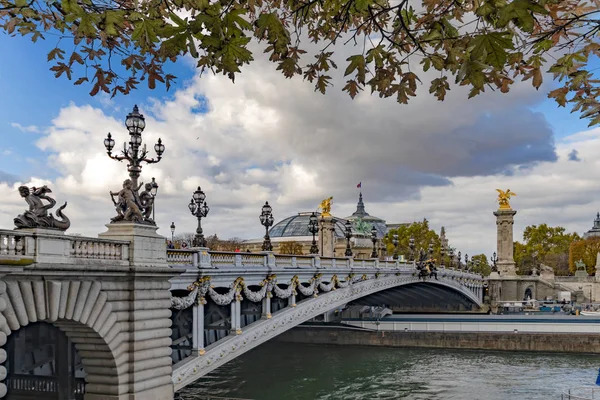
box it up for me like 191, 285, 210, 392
10, 122, 42, 134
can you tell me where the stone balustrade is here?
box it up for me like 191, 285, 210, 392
0, 229, 129, 266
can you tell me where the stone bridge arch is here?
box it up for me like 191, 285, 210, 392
0, 279, 125, 398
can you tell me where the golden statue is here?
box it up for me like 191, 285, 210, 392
496, 189, 516, 210
318, 197, 333, 217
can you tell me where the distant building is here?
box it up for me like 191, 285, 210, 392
584, 213, 600, 239
243, 192, 410, 258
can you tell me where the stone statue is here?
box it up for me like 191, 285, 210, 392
14, 185, 70, 230
110, 179, 145, 223
318, 197, 333, 217
575, 259, 586, 271
496, 189, 516, 210
138, 182, 155, 221
352, 217, 372, 235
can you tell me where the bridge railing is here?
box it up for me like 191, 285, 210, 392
165, 249, 482, 281
0, 229, 130, 266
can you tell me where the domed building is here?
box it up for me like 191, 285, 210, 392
243, 192, 406, 259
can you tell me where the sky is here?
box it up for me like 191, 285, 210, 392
1, 30, 600, 260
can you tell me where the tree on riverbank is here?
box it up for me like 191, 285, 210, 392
2, 0, 600, 125
513, 224, 580, 275
383, 219, 441, 261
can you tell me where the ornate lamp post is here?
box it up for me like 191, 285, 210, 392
370, 225, 378, 259
457, 251, 462, 269
449, 248, 455, 268
170, 221, 175, 242
103, 105, 165, 191
308, 212, 319, 254
440, 245, 446, 268
188, 186, 210, 248
150, 177, 159, 221
408, 236, 415, 262
464, 253, 469, 271
428, 239, 434, 258
259, 202, 274, 251
491, 252, 498, 272
392, 234, 399, 260
344, 220, 353, 257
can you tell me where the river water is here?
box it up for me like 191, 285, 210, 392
181, 342, 600, 399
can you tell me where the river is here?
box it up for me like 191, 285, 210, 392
180, 342, 599, 399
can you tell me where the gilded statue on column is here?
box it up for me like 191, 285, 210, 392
318, 197, 333, 217
496, 189, 516, 210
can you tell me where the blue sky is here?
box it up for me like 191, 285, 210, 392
0, 33, 197, 181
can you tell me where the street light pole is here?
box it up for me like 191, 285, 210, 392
170, 222, 175, 242
150, 177, 158, 222
370, 225, 378, 259
344, 220, 353, 257
409, 237, 415, 262
308, 212, 319, 254
259, 202, 274, 251
188, 186, 209, 247
392, 234, 399, 260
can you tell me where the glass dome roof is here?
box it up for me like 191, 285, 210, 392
269, 212, 348, 238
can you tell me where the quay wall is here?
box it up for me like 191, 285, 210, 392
274, 325, 600, 354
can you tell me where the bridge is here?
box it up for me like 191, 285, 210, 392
0, 227, 483, 399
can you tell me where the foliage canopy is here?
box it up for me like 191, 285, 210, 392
2, 0, 600, 124
513, 223, 580, 275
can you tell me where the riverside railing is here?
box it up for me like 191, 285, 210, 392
562, 386, 600, 400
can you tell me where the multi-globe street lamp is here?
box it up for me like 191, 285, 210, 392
449, 248, 455, 268
428, 239, 434, 258
370, 225, 378, 259
344, 220, 353, 257
170, 221, 176, 242
392, 234, 399, 260
308, 212, 319, 254
457, 251, 462, 269
491, 252, 498, 272
103, 105, 165, 191
465, 253, 469, 271
259, 202, 274, 251
188, 186, 210, 247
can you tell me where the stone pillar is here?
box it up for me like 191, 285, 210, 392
230, 300, 241, 335
98, 223, 168, 268
288, 293, 296, 308
261, 294, 272, 319
595, 252, 600, 281
192, 303, 205, 355
319, 217, 336, 258
494, 209, 517, 276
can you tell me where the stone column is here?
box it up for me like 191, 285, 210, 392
288, 293, 296, 308
192, 303, 205, 355
319, 217, 336, 258
494, 208, 517, 276
261, 294, 272, 319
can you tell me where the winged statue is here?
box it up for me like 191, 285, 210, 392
318, 197, 333, 217
496, 189, 516, 210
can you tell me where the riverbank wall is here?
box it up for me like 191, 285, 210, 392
274, 325, 600, 354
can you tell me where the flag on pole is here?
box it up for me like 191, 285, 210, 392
357, 182, 362, 188
596, 368, 600, 385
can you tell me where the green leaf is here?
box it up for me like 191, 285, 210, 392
344, 55, 366, 84
470, 32, 513, 68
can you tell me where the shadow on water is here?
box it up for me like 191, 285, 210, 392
179, 342, 600, 400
